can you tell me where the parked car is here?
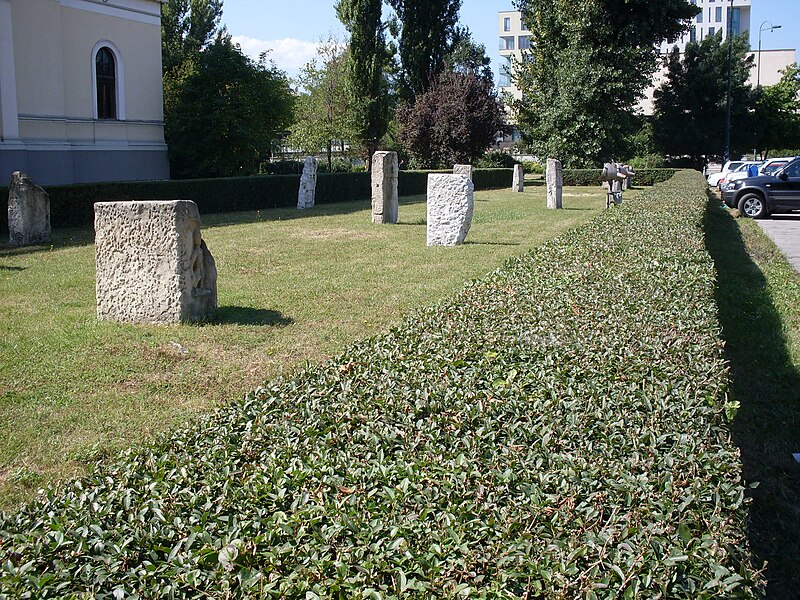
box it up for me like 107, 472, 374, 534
759, 156, 796, 175
707, 160, 747, 187
722, 157, 800, 218
717, 161, 761, 189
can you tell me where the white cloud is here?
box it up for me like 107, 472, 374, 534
231, 36, 320, 71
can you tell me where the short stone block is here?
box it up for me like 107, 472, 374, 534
7, 171, 50, 247
546, 158, 563, 209
453, 164, 474, 180
427, 174, 474, 247
512, 164, 524, 193
297, 156, 318, 209
371, 151, 399, 224
95, 200, 217, 324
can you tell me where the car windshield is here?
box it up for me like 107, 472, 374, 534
763, 162, 787, 174
727, 162, 744, 172
732, 163, 750, 172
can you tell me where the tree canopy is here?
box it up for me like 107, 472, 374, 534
161, 0, 223, 74
165, 36, 294, 179
511, 0, 698, 166
752, 63, 800, 158
397, 71, 504, 168
387, 0, 463, 97
652, 32, 754, 166
336, 0, 392, 168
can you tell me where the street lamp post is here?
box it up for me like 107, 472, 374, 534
758, 21, 782, 88
724, 0, 734, 162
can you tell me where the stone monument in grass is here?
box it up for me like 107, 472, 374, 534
453, 164, 474, 180
95, 200, 217, 324
546, 158, 563, 209
512, 164, 524, 192
427, 174, 474, 246
297, 156, 318, 210
371, 151, 398, 224
7, 171, 50, 247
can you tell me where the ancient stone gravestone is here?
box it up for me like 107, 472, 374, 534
297, 156, 318, 210
427, 174, 474, 246
95, 200, 217, 324
453, 164, 474, 181
371, 151, 398, 224
546, 158, 563, 209
512, 164, 524, 193
7, 171, 50, 247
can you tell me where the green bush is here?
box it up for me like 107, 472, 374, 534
476, 150, 518, 169
521, 161, 545, 175
0, 171, 764, 597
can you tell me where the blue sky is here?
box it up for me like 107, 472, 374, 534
221, 0, 800, 80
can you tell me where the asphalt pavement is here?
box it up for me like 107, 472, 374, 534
757, 215, 800, 274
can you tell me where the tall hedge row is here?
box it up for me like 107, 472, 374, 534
0, 170, 763, 597
0, 169, 513, 235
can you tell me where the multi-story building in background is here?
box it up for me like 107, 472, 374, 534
499, 4, 796, 119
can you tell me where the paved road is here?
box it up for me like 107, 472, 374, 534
757, 215, 800, 273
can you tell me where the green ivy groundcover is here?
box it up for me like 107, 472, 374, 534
0, 170, 763, 598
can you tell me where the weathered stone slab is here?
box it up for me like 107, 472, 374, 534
371, 151, 398, 224
453, 164, 474, 180
95, 200, 217, 324
297, 156, 318, 209
619, 164, 635, 190
546, 158, 563, 209
427, 174, 474, 246
7, 171, 50, 247
512, 164, 524, 192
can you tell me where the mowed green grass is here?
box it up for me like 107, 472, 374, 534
0, 184, 611, 509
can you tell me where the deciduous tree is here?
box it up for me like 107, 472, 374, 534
652, 33, 754, 167
511, 0, 698, 166
288, 40, 357, 171
166, 35, 294, 179
386, 0, 462, 97
753, 64, 800, 158
397, 71, 504, 168
336, 0, 391, 169
161, 0, 223, 75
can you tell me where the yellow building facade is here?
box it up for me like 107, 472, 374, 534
0, 0, 169, 185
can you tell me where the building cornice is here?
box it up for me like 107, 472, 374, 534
59, 0, 162, 25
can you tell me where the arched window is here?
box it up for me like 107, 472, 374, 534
95, 47, 117, 119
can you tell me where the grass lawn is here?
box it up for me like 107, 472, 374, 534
0, 183, 612, 510
705, 197, 800, 597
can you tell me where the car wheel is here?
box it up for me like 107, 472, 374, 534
738, 193, 769, 219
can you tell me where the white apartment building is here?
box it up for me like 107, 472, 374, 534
0, 0, 170, 185
498, 4, 796, 116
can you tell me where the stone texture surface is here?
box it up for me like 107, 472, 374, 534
297, 156, 318, 209
372, 151, 399, 224
512, 164, 524, 192
546, 158, 563, 209
427, 174, 474, 246
453, 164, 474, 180
619, 164, 634, 190
95, 200, 217, 324
7, 171, 50, 247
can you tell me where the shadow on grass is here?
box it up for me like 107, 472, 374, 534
0, 265, 26, 271
463, 240, 521, 246
704, 195, 800, 597
214, 306, 293, 327
0, 228, 95, 257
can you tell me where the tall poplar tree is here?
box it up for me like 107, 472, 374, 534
335, 0, 391, 169
511, 0, 698, 166
387, 0, 462, 97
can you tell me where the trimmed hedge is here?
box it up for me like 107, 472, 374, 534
563, 168, 679, 187
0, 169, 513, 235
0, 170, 763, 597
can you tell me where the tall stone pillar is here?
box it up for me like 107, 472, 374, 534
8, 172, 50, 247
427, 174, 474, 246
297, 156, 318, 209
453, 164, 474, 180
546, 158, 563, 209
372, 151, 398, 224
512, 164, 524, 192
